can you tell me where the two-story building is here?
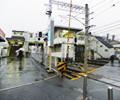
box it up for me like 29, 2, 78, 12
48, 26, 116, 66
7, 30, 44, 56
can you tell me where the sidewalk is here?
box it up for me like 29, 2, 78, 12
89, 60, 120, 87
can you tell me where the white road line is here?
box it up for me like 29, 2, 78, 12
0, 75, 57, 93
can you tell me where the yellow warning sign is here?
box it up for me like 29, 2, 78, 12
57, 62, 67, 72
63, 31, 75, 38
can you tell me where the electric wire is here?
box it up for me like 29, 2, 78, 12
81, 0, 120, 38
93, 26, 120, 33
90, 0, 115, 12
71, 16, 85, 26
93, 19, 120, 30
93, 23, 120, 32
90, 0, 107, 9
93, 4, 115, 17
92, 0, 120, 17
92, 21, 120, 31
58, 14, 85, 27
52, 0, 120, 38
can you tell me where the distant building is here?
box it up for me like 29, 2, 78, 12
7, 30, 44, 56
109, 39, 120, 57
90, 36, 115, 59
0, 28, 9, 57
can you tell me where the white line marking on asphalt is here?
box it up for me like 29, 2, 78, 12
0, 75, 57, 93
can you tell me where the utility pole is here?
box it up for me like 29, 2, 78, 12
66, 0, 72, 63
45, 0, 53, 72
82, 4, 89, 100
48, 0, 52, 17
48, 0, 52, 72
84, 4, 89, 71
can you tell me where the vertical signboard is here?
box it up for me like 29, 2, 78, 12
48, 20, 54, 47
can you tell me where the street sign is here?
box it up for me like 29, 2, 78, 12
63, 31, 75, 38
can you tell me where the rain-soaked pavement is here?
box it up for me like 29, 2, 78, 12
0, 56, 120, 100
0, 56, 53, 90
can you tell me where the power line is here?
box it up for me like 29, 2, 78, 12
51, 0, 84, 10
93, 26, 120, 33
92, 0, 120, 17
90, 0, 116, 12
90, 0, 107, 9
93, 4, 115, 17
93, 23, 120, 32
57, 7, 85, 15
71, 16, 85, 26
93, 19, 120, 30
86, 0, 95, 5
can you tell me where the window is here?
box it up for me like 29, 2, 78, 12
14, 32, 17, 35
53, 44, 61, 52
20, 33, 23, 35
100, 45, 103, 47
30, 34, 32, 38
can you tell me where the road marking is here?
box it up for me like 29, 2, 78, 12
0, 75, 57, 93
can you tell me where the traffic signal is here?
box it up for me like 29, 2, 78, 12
38, 38, 40, 40
39, 32, 42, 37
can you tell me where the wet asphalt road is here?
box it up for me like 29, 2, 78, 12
0, 56, 120, 100
0, 76, 120, 100
0, 56, 50, 89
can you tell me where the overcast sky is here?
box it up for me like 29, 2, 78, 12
0, 0, 120, 40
